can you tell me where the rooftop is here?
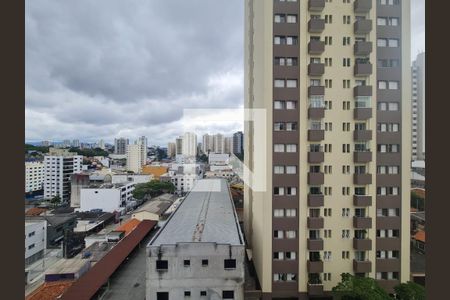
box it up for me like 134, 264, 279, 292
25, 207, 47, 217
150, 178, 243, 246
26, 280, 74, 300
413, 230, 426, 243
115, 218, 141, 236
133, 194, 176, 215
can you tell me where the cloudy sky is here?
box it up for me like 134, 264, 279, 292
26, 0, 425, 146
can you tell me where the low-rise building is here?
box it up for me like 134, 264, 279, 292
44, 258, 90, 282
26, 215, 77, 249
142, 165, 169, 179
131, 194, 176, 222
205, 170, 235, 180
146, 179, 245, 300
25, 219, 47, 266
79, 182, 135, 214
111, 173, 153, 184
208, 153, 230, 166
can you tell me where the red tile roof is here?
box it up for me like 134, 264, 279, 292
26, 280, 74, 300
114, 218, 141, 236
412, 188, 425, 199
60, 220, 156, 300
25, 207, 47, 216
413, 230, 426, 243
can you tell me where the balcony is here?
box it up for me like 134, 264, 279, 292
354, 63, 373, 77
354, 108, 372, 120
308, 40, 325, 54
307, 260, 324, 273
353, 173, 372, 185
308, 18, 325, 33
307, 217, 324, 229
307, 238, 324, 250
354, 129, 373, 141
308, 283, 324, 296
354, 19, 373, 35
308, 130, 325, 141
353, 151, 372, 163
308, 152, 324, 163
353, 195, 372, 206
308, 194, 324, 207
354, 85, 372, 97
354, 0, 372, 13
308, 63, 325, 76
308, 86, 325, 96
353, 260, 372, 273
353, 238, 372, 250
353, 216, 372, 229
354, 41, 373, 56
308, 172, 324, 185
308, 0, 325, 12
308, 107, 325, 119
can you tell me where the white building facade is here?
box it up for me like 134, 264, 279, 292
25, 220, 47, 266
79, 182, 135, 213
411, 52, 425, 161
25, 161, 45, 193
127, 144, 144, 173
182, 132, 197, 157
44, 148, 83, 202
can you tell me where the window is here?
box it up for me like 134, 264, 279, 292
286, 187, 297, 195
224, 259, 237, 269
28, 231, 36, 237
286, 166, 297, 174
286, 230, 297, 238
286, 209, 296, 217
388, 81, 399, 89
274, 101, 284, 109
286, 79, 297, 88
274, 273, 297, 282
200, 291, 207, 296
286, 144, 297, 152
202, 259, 209, 266
286, 101, 296, 109
157, 292, 169, 300
222, 290, 235, 299
274, 230, 284, 239
342, 251, 350, 259
325, 36, 332, 45
287, 15, 297, 23
274, 166, 285, 174
388, 39, 399, 47
324, 251, 332, 261
274, 79, 285, 88
274, 187, 285, 195
274, 209, 284, 217
377, 38, 387, 47
184, 291, 191, 297
342, 229, 350, 238
274, 144, 285, 152
342, 208, 350, 217
274, 252, 284, 260
156, 260, 168, 270
28, 243, 35, 250
184, 260, 190, 267
378, 81, 387, 89
324, 15, 332, 24
377, 17, 387, 26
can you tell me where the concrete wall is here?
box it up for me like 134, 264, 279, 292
147, 243, 245, 300
25, 220, 47, 266
80, 189, 122, 212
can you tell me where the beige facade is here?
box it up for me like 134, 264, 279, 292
244, 0, 410, 298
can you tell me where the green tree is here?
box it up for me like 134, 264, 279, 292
198, 153, 208, 162
132, 180, 175, 200
69, 147, 109, 158
332, 273, 391, 300
394, 281, 425, 300
25, 144, 50, 153
155, 147, 167, 161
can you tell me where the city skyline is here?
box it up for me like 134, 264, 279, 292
25, 0, 424, 146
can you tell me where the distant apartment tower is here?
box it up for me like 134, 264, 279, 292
202, 134, 214, 154
44, 148, 83, 202
114, 137, 129, 155
41, 140, 51, 147
72, 139, 80, 148
182, 132, 198, 157
138, 136, 148, 164
63, 140, 71, 148
175, 136, 183, 156
411, 52, 425, 161
213, 133, 224, 154
167, 142, 176, 158
25, 161, 45, 193
233, 131, 244, 155
244, 0, 410, 298
97, 139, 106, 150
224, 136, 234, 154
146, 179, 245, 300
127, 144, 144, 173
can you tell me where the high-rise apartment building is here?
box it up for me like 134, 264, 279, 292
72, 139, 80, 148
25, 161, 45, 193
175, 136, 183, 156
182, 132, 198, 157
167, 142, 176, 158
138, 136, 148, 164
224, 136, 234, 154
44, 148, 83, 202
411, 52, 425, 161
97, 139, 106, 150
126, 144, 144, 173
202, 134, 214, 154
244, 0, 410, 298
114, 137, 129, 155
213, 133, 225, 154
233, 131, 244, 155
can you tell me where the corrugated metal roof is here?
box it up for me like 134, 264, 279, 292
60, 220, 156, 300
114, 218, 141, 236
150, 178, 243, 246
